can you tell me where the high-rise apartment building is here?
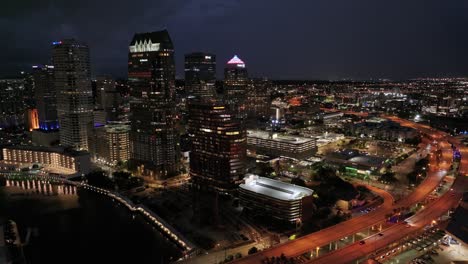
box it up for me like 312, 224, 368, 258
52, 39, 94, 151
224, 55, 248, 118
32, 65, 58, 130
128, 30, 180, 178
188, 101, 246, 192
184, 52, 216, 99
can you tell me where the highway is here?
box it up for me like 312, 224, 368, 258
232, 117, 458, 264
311, 175, 467, 264
308, 117, 468, 263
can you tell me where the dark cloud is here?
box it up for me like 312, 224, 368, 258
2, 0, 468, 79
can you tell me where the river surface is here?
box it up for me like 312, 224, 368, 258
0, 179, 182, 264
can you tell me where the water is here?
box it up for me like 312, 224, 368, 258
0, 179, 182, 264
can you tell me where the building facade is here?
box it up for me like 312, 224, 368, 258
32, 65, 58, 131
239, 174, 314, 223
53, 39, 94, 151
188, 101, 246, 192
94, 124, 130, 163
224, 55, 248, 118
0, 78, 27, 129
95, 76, 122, 122
246, 78, 271, 119
1, 146, 91, 176
247, 130, 317, 159
184, 52, 216, 99
128, 30, 180, 178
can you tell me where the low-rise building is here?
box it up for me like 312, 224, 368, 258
239, 174, 314, 224
346, 117, 418, 142
247, 130, 316, 159
324, 149, 386, 176
0, 146, 90, 176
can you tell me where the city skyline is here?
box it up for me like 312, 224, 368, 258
2, 1, 468, 80
1, 2, 467, 264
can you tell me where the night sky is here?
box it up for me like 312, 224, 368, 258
2, 0, 468, 80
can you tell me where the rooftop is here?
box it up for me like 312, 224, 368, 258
1, 145, 89, 157
240, 174, 313, 201
129, 30, 173, 51
227, 55, 245, 65
247, 130, 314, 144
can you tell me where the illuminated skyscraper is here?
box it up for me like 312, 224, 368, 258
128, 30, 180, 178
32, 65, 58, 130
224, 55, 248, 118
246, 78, 271, 119
188, 101, 246, 192
184, 52, 216, 99
52, 39, 94, 151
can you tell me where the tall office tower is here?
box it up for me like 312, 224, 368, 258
188, 101, 246, 192
184, 52, 216, 100
128, 30, 180, 178
246, 78, 271, 119
32, 65, 58, 130
52, 39, 94, 151
224, 55, 248, 118
95, 76, 122, 122
0, 78, 27, 129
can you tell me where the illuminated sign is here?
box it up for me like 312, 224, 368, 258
205, 56, 212, 59
52, 41, 62, 45
139, 59, 148, 62
129, 39, 160, 53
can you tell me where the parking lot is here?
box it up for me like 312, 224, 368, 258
381, 227, 466, 264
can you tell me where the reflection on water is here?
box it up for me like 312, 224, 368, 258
6, 179, 78, 196
0, 179, 182, 264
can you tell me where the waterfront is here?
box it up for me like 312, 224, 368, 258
0, 180, 182, 263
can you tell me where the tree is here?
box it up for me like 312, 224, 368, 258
380, 172, 397, 183
113, 171, 134, 190
291, 177, 306, 187
235, 253, 242, 259
248, 247, 258, 255
256, 162, 274, 177
85, 170, 113, 189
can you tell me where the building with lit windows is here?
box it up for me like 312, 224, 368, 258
1, 146, 90, 176
247, 130, 317, 159
32, 64, 58, 131
184, 52, 216, 99
95, 76, 121, 122
239, 174, 314, 223
93, 123, 130, 163
128, 30, 180, 178
188, 101, 246, 192
0, 78, 27, 129
246, 78, 271, 119
224, 55, 248, 118
53, 39, 94, 151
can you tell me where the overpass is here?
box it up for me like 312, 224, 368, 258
308, 117, 467, 263
232, 117, 457, 264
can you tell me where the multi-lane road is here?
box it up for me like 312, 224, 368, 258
233, 116, 465, 264
309, 117, 468, 263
